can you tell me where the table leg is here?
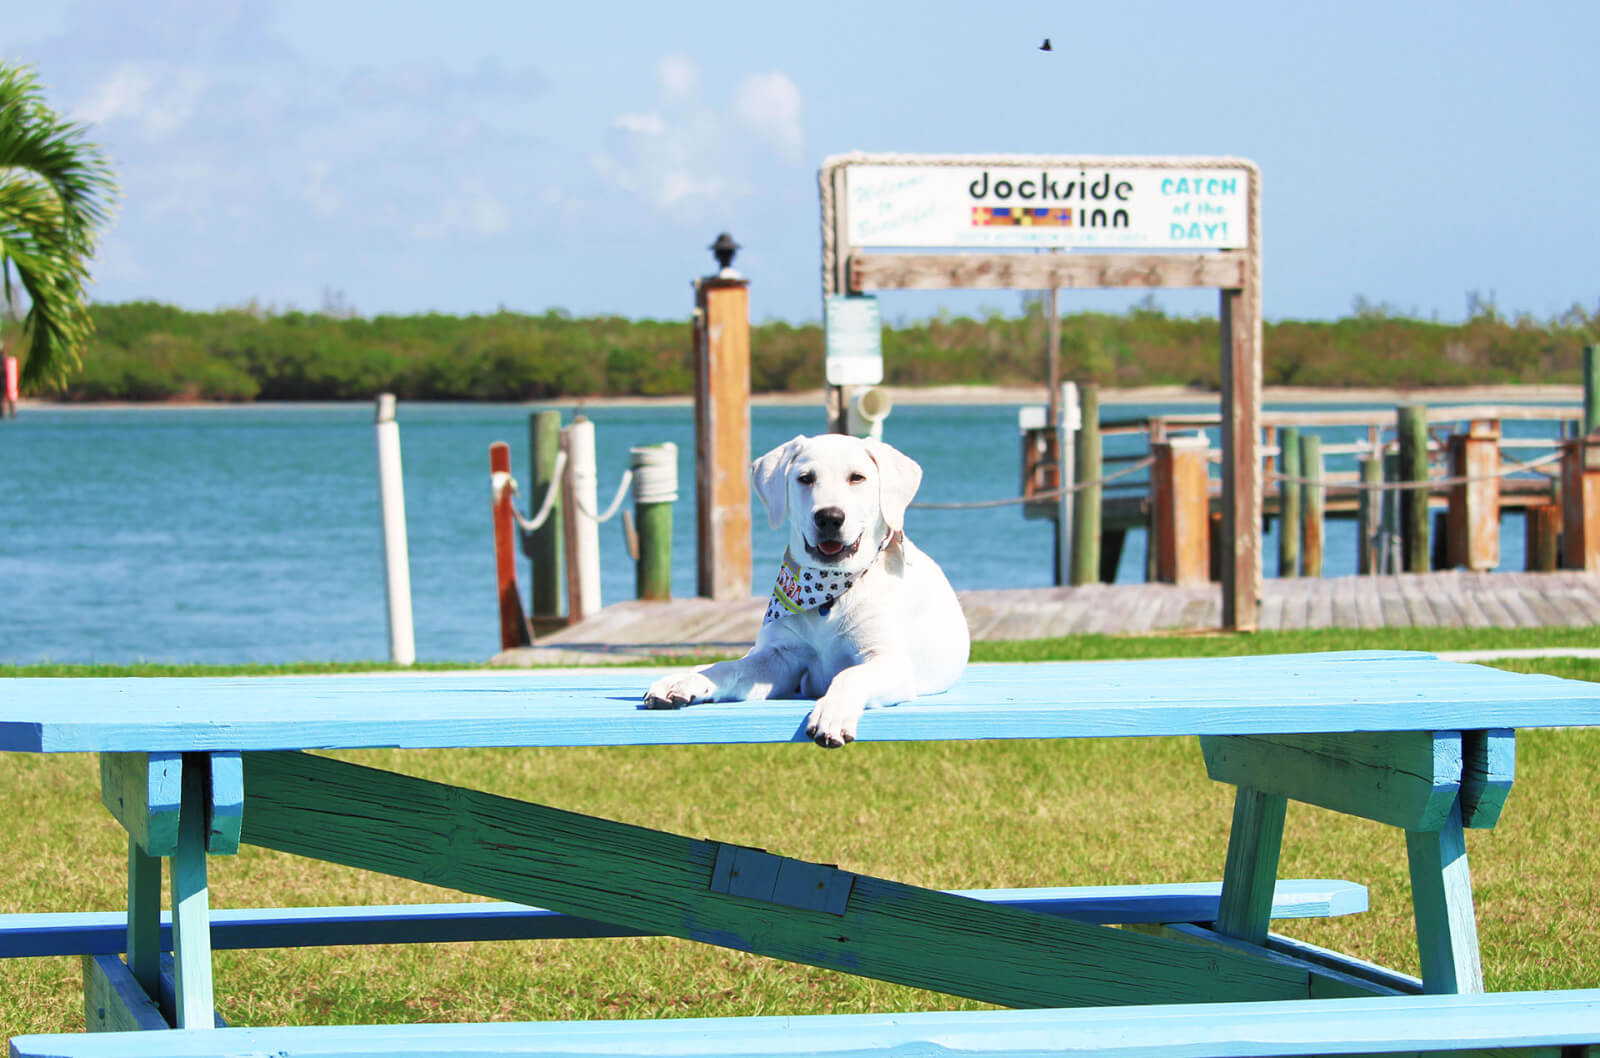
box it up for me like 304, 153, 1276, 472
125, 840, 162, 1001
169, 757, 216, 1028
1216, 786, 1287, 945
1406, 799, 1484, 994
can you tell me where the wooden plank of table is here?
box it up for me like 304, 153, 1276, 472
238, 751, 1335, 1010
1459, 729, 1515, 830
168, 761, 215, 1028
9, 654, 1600, 753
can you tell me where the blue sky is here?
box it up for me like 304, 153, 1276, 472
6, 1, 1597, 326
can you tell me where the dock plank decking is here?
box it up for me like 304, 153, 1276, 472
491, 571, 1600, 666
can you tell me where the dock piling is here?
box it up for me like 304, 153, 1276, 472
1300, 431, 1325, 578
1277, 426, 1301, 577
375, 394, 417, 665
1397, 404, 1431, 572
526, 410, 565, 631
1071, 383, 1102, 585
489, 440, 531, 651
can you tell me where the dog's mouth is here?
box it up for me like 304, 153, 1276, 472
805, 535, 861, 563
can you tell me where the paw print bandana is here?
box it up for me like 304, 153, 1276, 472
762, 549, 860, 626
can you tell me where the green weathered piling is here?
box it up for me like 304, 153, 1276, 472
1357, 455, 1383, 574
1277, 426, 1301, 577
1584, 344, 1598, 436
527, 409, 565, 624
1397, 404, 1430, 572
631, 443, 677, 602
1071, 384, 1102, 585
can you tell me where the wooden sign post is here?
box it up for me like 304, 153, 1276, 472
820, 153, 1262, 629
694, 245, 752, 602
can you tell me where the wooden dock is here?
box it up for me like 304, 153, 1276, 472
489, 570, 1600, 666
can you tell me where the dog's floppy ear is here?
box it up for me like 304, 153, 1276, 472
751, 435, 807, 530
865, 439, 922, 533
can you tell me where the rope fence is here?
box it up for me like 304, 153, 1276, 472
1265, 448, 1565, 492
910, 456, 1156, 511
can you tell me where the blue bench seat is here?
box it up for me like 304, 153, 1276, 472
13, 989, 1600, 1058
0, 878, 1367, 958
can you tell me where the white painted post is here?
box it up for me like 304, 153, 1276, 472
562, 416, 603, 622
1056, 381, 1080, 587
374, 394, 416, 665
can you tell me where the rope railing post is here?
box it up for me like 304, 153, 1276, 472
1300, 431, 1325, 578
561, 417, 602, 623
631, 443, 678, 601
1446, 420, 1501, 571
526, 409, 565, 630
375, 394, 416, 665
1398, 403, 1431, 572
1277, 426, 1301, 578
1357, 453, 1383, 575
489, 440, 532, 650
1071, 383, 1102, 585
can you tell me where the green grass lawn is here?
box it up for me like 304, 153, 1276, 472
2, 631, 1599, 1039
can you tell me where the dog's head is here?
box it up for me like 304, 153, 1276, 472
751, 434, 923, 574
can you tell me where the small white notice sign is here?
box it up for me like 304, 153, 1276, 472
824, 295, 884, 386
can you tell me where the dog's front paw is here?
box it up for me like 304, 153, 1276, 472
805, 695, 864, 748
643, 671, 716, 709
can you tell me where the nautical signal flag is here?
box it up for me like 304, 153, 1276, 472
971, 206, 1073, 227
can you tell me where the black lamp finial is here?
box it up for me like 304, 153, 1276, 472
710, 232, 739, 271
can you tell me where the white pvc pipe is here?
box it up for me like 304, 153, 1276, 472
374, 394, 416, 665
564, 417, 603, 621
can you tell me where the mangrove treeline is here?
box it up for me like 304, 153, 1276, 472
10, 297, 1597, 402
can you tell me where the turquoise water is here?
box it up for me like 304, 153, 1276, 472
0, 400, 1568, 664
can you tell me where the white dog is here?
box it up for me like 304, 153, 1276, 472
644, 434, 969, 747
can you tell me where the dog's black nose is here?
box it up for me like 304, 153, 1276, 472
813, 507, 845, 534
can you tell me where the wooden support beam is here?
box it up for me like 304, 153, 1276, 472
124, 842, 161, 1003
1459, 729, 1515, 830
1219, 283, 1262, 631
100, 753, 182, 856
1071, 383, 1102, 585
848, 252, 1247, 292
1406, 801, 1484, 994
1215, 787, 1287, 946
169, 757, 215, 1028
82, 954, 168, 1032
238, 751, 1322, 1010
1525, 501, 1561, 572
1200, 732, 1466, 832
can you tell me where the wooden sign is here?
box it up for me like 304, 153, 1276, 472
845, 162, 1249, 250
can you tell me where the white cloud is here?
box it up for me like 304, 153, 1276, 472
76, 63, 206, 142
411, 179, 512, 241
657, 54, 697, 100
734, 72, 803, 162
613, 112, 666, 136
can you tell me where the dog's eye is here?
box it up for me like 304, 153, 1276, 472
849, 472, 868, 484
797, 471, 816, 486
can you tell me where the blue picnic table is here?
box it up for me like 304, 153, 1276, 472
6, 650, 1600, 1056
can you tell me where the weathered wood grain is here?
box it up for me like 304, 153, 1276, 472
1215, 787, 1286, 946
81, 953, 166, 1032
238, 750, 1322, 1010
99, 753, 181, 856
1406, 801, 1484, 994
1459, 729, 1515, 830
1201, 732, 1464, 831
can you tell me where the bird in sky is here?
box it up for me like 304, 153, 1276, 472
1039, 38, 1052, 51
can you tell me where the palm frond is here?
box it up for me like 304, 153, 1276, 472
0, 62, 119, 389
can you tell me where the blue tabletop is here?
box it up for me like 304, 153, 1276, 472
2, 652, 1598, 754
